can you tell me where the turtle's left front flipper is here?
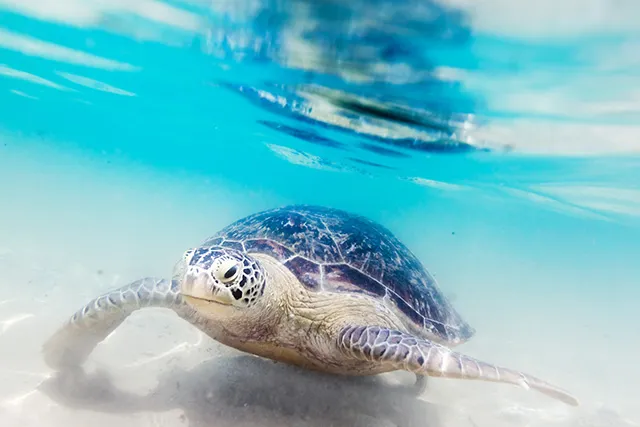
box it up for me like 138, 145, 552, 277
42, 277, 195, 371
338, 325, 578, 407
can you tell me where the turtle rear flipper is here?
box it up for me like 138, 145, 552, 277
338, 325, 579, 407
42, 277, 190, 370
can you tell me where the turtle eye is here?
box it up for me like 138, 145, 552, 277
216, 259, 240, 283
224, 265, 238, 280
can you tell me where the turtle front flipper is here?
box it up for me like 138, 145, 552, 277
338, 325, 579, 407
42, 277, 193, 371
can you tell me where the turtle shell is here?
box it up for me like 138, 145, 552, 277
202, 205, 474, 345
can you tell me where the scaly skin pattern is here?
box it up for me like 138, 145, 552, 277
338, 325, 579, 406
42, 277, 195, 370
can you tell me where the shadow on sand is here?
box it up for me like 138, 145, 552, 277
37, 353, 474, 427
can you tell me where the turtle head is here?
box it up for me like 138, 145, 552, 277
179, 246, 266, 309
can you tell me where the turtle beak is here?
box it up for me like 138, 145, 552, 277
181, 268, 234, 306
183, 294, 234, 309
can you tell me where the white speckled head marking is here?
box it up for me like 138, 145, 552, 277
180, 246, 266, 308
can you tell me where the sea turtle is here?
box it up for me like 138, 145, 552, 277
42, 205, 578, 406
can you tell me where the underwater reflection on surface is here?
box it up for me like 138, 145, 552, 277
206, 0, 480, 154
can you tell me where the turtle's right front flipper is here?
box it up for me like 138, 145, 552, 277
338, 325, 579, 407
42, 277, 193, 371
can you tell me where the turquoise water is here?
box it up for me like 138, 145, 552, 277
1, 1, 639, 427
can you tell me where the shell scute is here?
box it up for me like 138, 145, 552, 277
323, 264, 386, 297
243, 239, 294, 262
219, 210, 340, 263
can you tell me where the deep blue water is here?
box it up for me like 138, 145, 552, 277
1, 1, 639, 427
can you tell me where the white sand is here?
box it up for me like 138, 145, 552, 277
0, 143, 637, 427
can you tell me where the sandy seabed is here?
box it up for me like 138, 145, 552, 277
0, 147, 637, 427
